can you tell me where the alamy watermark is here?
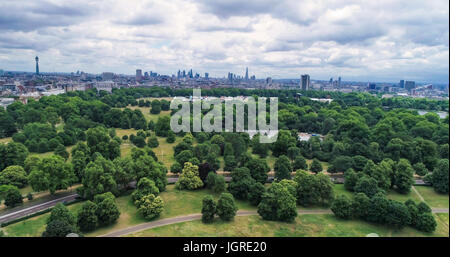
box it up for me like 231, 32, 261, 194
170, 89, 278, 143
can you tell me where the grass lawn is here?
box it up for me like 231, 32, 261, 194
29, 145, 74, 160
2, 203, 83, 237
332, 184, 422, 204
332, 184, 354, 199
86, 184, 254, 237
0, 137, 12, 144
119, 106, 171, 123
115, 129, 181, 168
128, 213, 449, 237
414, 186, 449, 208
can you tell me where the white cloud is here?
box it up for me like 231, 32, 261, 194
0, 0, 448, 83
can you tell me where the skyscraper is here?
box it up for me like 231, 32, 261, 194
245, 67, 249, 80
35, 56, 39, 75
399, 80, 405, 88
136, 69, 142, 82
300, 74, 310, 90
405, 81, 416, 92
338, 77, 341, 88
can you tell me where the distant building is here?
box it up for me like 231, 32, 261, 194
94, 81, 115, 93
205, 72, 209, 79
0, 98, 15, 109
405, 81, 416, 92
35, 56, 39, 75
300, 74, 310, 90
399, 79, 405, 88
266, 77, 272, 85
102, 72, 114, 80
338, 77, 341, 88
136, 69, 143, 82
245, 67, 249, 80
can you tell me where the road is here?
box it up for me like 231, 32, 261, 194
98, 209, 334, 237
0, 192, 78, 224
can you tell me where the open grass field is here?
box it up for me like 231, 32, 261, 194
128, 213, 449, 237
2, 184, 255, 237
114, 128, 182, 167
0, 137, 12, 144
333, 184, 422, 204
119, 106, 171, 123
414, 186, 449, 208
1, 202, 83, 237
4, 181, 443, 237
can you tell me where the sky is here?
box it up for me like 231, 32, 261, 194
0, 0, 448, 83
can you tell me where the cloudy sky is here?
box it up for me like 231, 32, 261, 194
0, 0, 448, 83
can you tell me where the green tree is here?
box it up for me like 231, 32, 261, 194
415, 213, 437, 233
431, 159, 449, 193
166, 131, 176, 143
293, 155, 308, 170
205, 172, 217, 189
135, 194, 164, 220
310, 159, 323, 173
287, 147, 301, 161
228, 167, 256, 200
351, 192, 370, 219
212, 175, 226, 194
3, 186, 23, 208
132, 177, 160, 202
245, 158, 270, 184
248, 182, 265, 206
384, 200, 411, 229
0, 165, 28, 188
94, 192, 120, 226
0, 142, 29, 171
331, 195, 353, 219
150, 100, 161, 114
28, 155, 76, 195
274, 155, 292, 180
201, 195, 217, 223
147, 136, 159, 148
413, 162, 428, 176
77, 200, 98, 232
257, 182, 297, 222
394, 159, 414, 194
354, 175, 382, 198
175, 162, 203, 190
216, 193, 238, 221
54, 144, 69, 161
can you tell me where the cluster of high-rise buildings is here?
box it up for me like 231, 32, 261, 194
0, 57, 448, 110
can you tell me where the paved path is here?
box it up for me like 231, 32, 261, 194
411, 186, 425, 202
99, 209, 334, 237
99, 207, 449, 237
0, 193, 78, 224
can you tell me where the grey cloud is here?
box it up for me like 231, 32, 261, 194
115, 14, 164, 26
0, 1, 93, 31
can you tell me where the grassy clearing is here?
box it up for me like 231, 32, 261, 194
332, 184, 422, 204
414, 186, 449, 208
119, 106, 171, 123
128, 213, 449, 237
29, 145, 74, 160
2, 203, 83, 237
0, 137, 12, 144
87, 184, 254, 237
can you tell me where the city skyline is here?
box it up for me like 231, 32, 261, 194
0, 0, 449, 84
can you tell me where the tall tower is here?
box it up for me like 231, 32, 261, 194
35, 56, 39, 75
245, 67, 249, 80
300, 74, 310, 90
